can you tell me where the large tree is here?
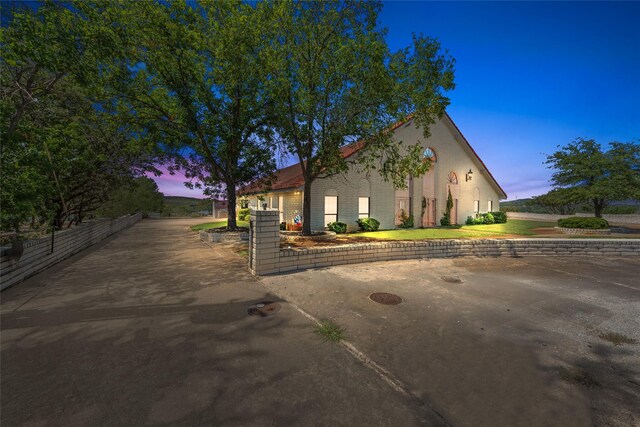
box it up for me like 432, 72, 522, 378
269, 1, 455, 234
88, 0, 279, 230
545, 138, 640, 217
1, 2, 159, 232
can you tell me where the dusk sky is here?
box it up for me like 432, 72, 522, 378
154, 1, 640, 201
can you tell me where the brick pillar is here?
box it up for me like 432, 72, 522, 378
249, 208, 280, 275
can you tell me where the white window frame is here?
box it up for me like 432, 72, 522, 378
488, 200, 493, 212
324, 196, 338, 225
474, 200, 480, 214
358, 197, 370, 219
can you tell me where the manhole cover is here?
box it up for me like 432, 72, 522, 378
369, 292, 402, 305
441, 276, 463, 283
248, 301, 281, 316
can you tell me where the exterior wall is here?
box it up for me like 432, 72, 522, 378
0, 213, 143, 291
246, 211, 640, 276
310, 166, 397, 232
392, 118, 502, 226
249, 191, 303, 225
309, 117, 502, 230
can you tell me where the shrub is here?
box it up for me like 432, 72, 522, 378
440, 212, 451, 226
327, 221, 347, 234
237, 208, 251, 221
483, 212, 495, 224
557, 217, 609, 229
465, 216, 474, 225
603, 205, 638, 214
356, 217, 380, 232
397, 210, 414, 228
279, 222, 286, 230
490, 211, 507, 223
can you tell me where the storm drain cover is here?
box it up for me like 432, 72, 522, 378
441, 276, 463, 283
369, 292, 402, 305
248, 301, 281, 317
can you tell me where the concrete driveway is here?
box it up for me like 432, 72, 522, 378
262, 256, 640, 427
1, 219, 441, 426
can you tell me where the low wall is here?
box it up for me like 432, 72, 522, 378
507, 212, 640, 225
248, 210, 640, 276
0, 213, 143, 290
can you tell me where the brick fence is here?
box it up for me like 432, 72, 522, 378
0, 213, 143, 291
248, 209, 640, 276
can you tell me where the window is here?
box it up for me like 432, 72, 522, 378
488, 200, 493, 212
423, 147, 437, 162
447, 171, 458, 184
324, 196, 338, 225
358, 197, 369, 218
474, 200, 480, 214
270, 196, 278, 209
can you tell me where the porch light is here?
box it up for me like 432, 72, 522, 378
465, 169, 473, 182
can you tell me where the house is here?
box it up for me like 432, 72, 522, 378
239, 113, 507, 231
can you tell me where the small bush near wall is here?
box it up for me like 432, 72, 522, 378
490, 211, 507, 223
398, 210, 414, 228
238, 208, 251, 221
327, 221, 347, 234
280, 222, 286, 230
356, 217, 380, 232
557, 217, 609, 229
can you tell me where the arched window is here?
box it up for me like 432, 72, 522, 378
423, 147, 437, 162
447, 171, 458, 185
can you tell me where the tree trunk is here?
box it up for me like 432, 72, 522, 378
226, 184, 238, 230
593, 198, 606, 218
302, 178, 313, 236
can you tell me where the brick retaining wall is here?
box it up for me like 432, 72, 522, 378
248, 209, 640, 276
0, 213, 143, 290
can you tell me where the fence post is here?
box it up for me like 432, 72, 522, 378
249, 208, 280, 275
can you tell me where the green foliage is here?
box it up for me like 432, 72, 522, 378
327, 221, 348, 234
314, 321, 346, 343
545, 138, 640, 217
95, 177, 164, 219
86, 1, 280, 230
398, 210, 414, 228
356, 217, 380, 232
490, 211, 508, 224
483, 212, 495, 224
557, 217, 609, 229
531, 188, 580, 215
440, 188, 454, 226
603, 205, 638, 214
237, 208, 251, 222
280, 222, 286, 231
268, 2, 455, 234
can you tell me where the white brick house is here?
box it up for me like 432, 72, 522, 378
239, 113, 507, 231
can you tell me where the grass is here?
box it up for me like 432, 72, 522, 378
355, 219, 556, 240
190, 220, 249, 231
314, 321, 346, 343
598, 331, 638, 346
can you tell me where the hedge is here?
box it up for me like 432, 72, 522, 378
327, 221, 347, 234
557, 217, 609, 229
356, 217, 380, 232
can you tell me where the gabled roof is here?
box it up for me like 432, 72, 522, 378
239, 113, 507, 199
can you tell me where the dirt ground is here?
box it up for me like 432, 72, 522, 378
262, 256, 640, 427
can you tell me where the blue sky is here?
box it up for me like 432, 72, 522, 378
155, 1, 640, 200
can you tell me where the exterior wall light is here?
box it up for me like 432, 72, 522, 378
465, 169, 473, 182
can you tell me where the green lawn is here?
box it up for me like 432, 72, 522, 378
354, 220, 556, 240
190, 220, 249, 231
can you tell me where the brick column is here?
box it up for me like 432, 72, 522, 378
249, 208, 281, 275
